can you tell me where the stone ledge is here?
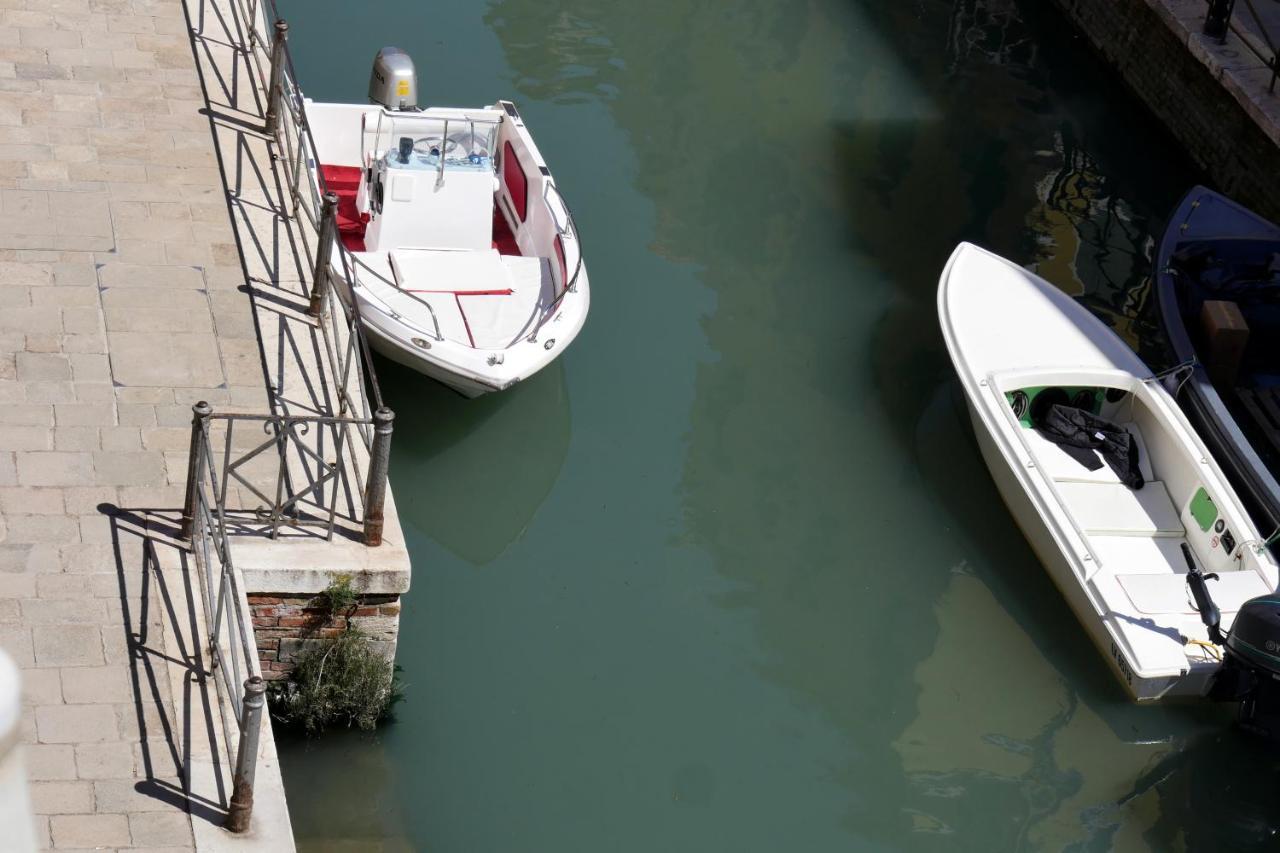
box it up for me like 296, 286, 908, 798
232, 537, 412, 595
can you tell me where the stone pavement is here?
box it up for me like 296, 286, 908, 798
0, 0, 295, 848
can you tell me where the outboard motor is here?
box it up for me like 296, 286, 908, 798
1184, 543, 1280, 739
369, 47, 418, 111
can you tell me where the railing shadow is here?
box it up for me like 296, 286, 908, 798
102, 503, 229, 828
181, 0, 382, 544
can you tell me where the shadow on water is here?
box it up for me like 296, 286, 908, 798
374, 356, 571, 565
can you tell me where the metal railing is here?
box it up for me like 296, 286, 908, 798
181, 404, 394, 546
185, 0, 393, 548
182, 402, 267, 834
177, 0, 402, 833
1206, 0, 1280, 93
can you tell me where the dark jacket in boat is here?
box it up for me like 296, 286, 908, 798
1034, 403, 1145, 490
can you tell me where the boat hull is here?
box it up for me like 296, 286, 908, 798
359, 317, 499, 398
936, 242, 1258, 703
1155, 186, 1280, 545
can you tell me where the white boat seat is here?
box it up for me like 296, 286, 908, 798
1058, 480, 1184, 537
460, 257, 551, 348
1023, 423, 1155, 484
386, 248, 550, 349
1116, 570, 1271, 616
1088, 535, 1190, 576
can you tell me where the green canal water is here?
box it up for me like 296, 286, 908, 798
274, 0, 1280, 849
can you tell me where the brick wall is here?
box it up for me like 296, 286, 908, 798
1050, 0, 1280, 222
248, 593, 401, 680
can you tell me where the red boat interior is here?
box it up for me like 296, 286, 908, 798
320, 164, 520, 256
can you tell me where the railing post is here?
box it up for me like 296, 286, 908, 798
225, 676, 266, 834
363, 407, 394, 547
1204, 0, 1235, 41
310, 191, 339, 317
263, 19, 289, 137
181, 401, 212, 540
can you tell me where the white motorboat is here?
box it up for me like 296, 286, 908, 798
305, 48, 589, 397
938, 242, 1280, 702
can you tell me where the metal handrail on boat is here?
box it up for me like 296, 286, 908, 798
981, 376, 1105, 576
343, 248, 446, 344
544, 180, 584, 298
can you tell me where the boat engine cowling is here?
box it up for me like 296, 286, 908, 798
369, 47, 418, 111
1184, 542, 1280, 738
1224, 596, 1280, 678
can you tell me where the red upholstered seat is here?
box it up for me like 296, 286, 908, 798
493, 206, 520, 256
320, 164, 367, 252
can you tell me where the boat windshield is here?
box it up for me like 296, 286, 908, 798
369, 112, 500, 174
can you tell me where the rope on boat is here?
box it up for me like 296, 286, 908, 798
1185, 638, 1222, 662
1250, 526, 1280, 554
1144, 358, 1198, 397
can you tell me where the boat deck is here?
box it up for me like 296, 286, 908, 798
1026, 418, 1267, 678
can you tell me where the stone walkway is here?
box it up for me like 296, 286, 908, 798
0, 0, 293, 849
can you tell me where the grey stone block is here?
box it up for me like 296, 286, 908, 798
35, 703, 117, 743
16, 451, 92, 486
32, 624, 103, 666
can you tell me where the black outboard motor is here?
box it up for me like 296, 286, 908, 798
1183, 543, 1280, 738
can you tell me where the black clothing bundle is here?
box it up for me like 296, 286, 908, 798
1033, 403, 1145, 490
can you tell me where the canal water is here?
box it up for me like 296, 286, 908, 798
275, 0, 1280, 849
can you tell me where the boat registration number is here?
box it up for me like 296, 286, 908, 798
1110, 642, 1133, 686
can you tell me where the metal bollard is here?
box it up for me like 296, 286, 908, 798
225, 676, 267, 833
363, 407, 395, 547
263, 20, 289, 137
180, 401, 212, 540
309, 191, 339, 317
1204, 0, 1236, 41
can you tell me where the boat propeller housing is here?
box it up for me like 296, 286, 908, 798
369, 46, 418, 111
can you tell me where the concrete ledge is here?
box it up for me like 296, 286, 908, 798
233, 538, 412, 595
231, 484, 412, 595
1054, 0, 1280, 221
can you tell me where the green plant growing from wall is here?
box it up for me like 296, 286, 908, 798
268, 628, 402, 734
267, 575, 402, 734
319, 573, 359, 617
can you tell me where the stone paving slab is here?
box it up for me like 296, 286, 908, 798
0, 0, 294, 849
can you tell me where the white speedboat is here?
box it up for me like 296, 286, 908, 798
938, 242, 1279, 702
305, 48, 589, 397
